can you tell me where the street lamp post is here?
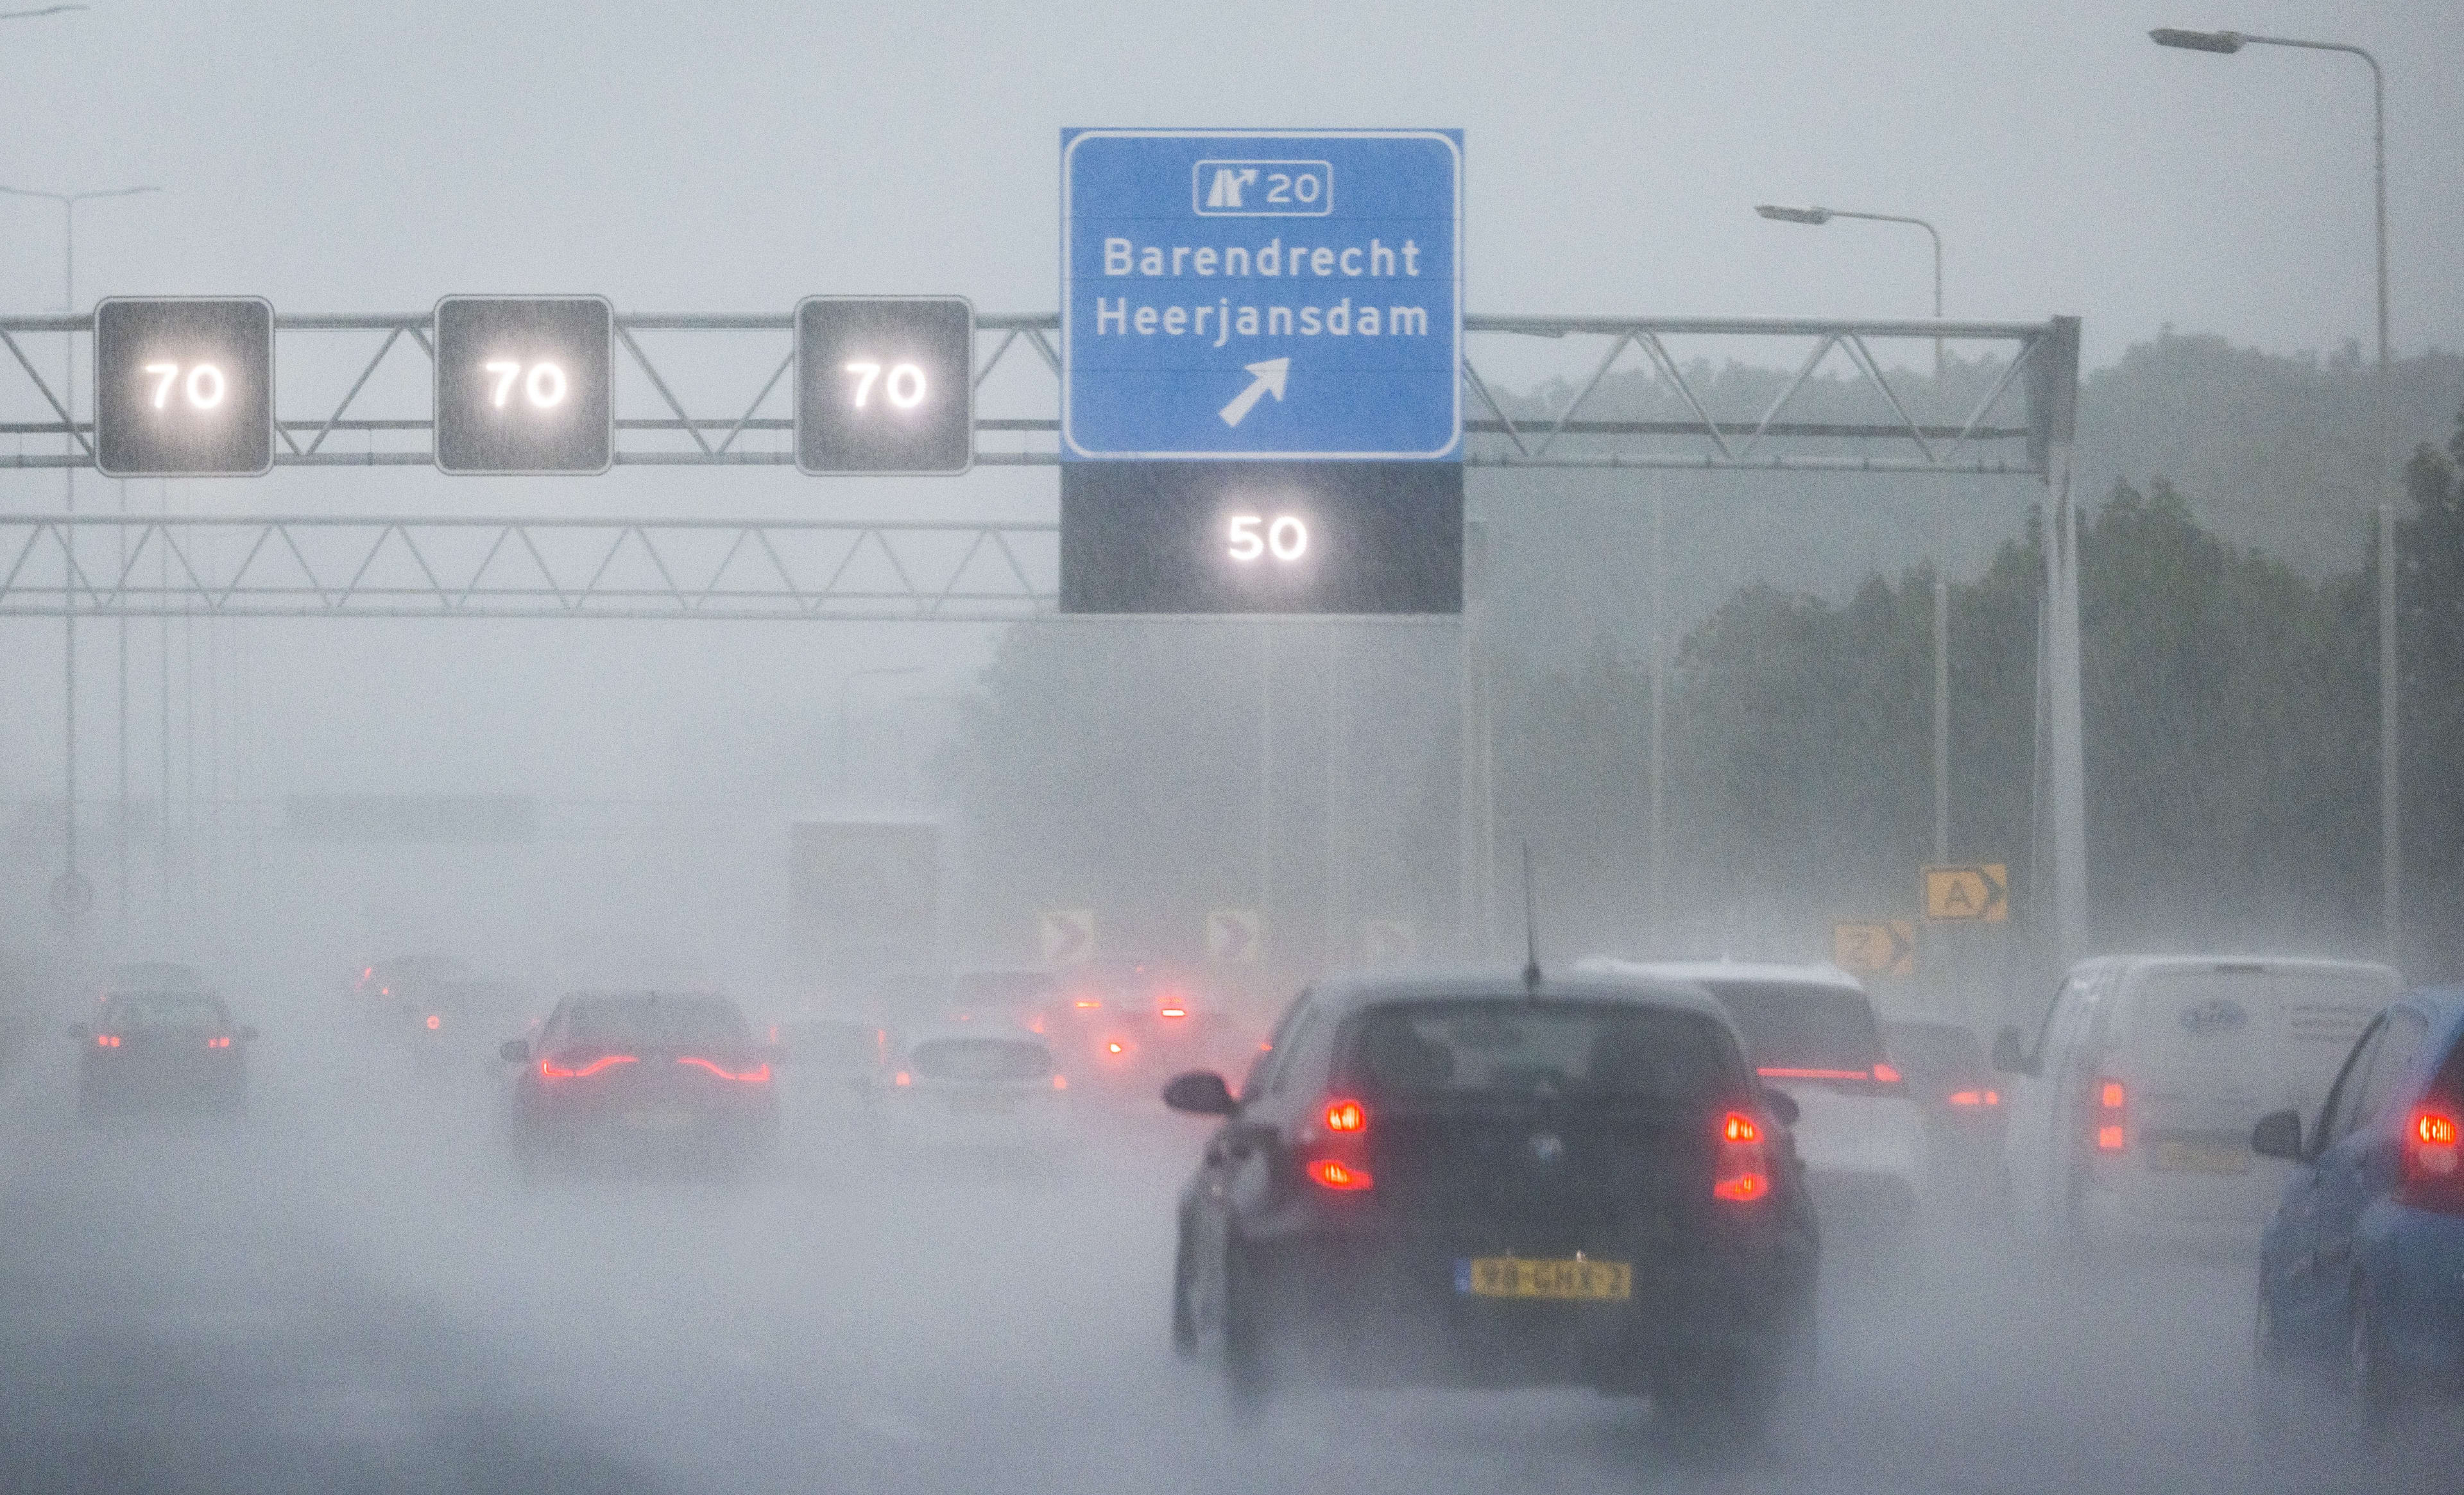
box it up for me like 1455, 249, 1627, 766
1756, 201, 1953, 866
836, 665, 924, 799
2152, 26, 2398, 958
0, 182, 158, 919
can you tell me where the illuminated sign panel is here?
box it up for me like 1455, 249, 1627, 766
92, 297, 275, 477
432, 295, 613, 474
795, 296, 974, 475
1059, 461, 1460, 615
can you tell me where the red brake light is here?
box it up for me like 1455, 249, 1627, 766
1715, 1110, 1772, 1202
425, 1014, 441, 1031
2094, 1077, 2127, 1152
539, 1053, 638, 1080
2401, 1108, 2464, 1214
1323, 1098, 1367, 1133
96, 1033, 120, 1048
1105, 1040, 1124, 1055
1758, 1066, 1872, 1082
1052, 1073, 1068, 1091
893, 1070, 912, 1087
1872, 1062, 1903, 1084
1073, 997, 1101, 1010
675, 1055, 769, 1083
1307, 1159, 1373, 1191
207, 1036, 231, 1049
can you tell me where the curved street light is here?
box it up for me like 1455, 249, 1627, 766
2152, 23, 2399, 957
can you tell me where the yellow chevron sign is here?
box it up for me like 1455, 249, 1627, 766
1924, 863, 2009, 923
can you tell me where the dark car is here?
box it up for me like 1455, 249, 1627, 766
1882, 1018, 2008, 1198
501, 991, 778, 1175
73, 989, 257, 1118
1163, 972, 1818, 1435
2255, 987, 2464, 1430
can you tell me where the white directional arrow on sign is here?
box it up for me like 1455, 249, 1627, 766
1217, 358, 1289, 428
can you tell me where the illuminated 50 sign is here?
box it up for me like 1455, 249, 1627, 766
433, 295, 613, 475
795, 296, 973, 475
93, 297, 274, 478
1061, 461, 1460, 615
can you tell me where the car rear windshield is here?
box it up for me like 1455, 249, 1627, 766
1340, 999, 1740, 1102
564, 995, 749, 1048
909, 1038, 1053, 1082
1702, 980, 1887, 1076
104, 992, 228, 1031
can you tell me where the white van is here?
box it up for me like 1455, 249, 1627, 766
1994, 955, 2399, 1237
1586, 959, 1925, 1227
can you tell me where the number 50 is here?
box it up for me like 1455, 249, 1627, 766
1228, 513, 1308, 563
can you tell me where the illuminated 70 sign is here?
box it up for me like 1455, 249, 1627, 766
795, 296, 974, 475
432, 295, 613, 475
92, 298, 275, 478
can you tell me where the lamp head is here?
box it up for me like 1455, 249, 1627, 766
1754, 204, 1833, 226
2149, 28, 2245, 53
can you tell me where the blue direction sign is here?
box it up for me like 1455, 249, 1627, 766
1062, 130, 1462, 461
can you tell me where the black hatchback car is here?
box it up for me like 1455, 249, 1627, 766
502, 991, 778, 1175
1165, 972, 1818, 1434
72, 989, 257, 1118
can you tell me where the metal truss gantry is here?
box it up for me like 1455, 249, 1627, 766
1, 309, 2059, 475
0, 308, 2075, 624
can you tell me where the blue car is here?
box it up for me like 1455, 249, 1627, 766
2254, 986, 2464, 1426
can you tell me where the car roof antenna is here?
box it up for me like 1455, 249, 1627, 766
1521, 842, 1543, 998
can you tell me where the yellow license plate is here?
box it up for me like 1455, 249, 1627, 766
2153, 1140, 2250, 1174
1459, 1257, 1632, 1301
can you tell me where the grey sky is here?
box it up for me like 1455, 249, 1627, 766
2, 1, 2458, 368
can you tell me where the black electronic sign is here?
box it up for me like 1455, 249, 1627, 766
432, 295, 613, 474
92, 297, 275, 478
1059, 461, 1461, 615
795, 296, 974, 475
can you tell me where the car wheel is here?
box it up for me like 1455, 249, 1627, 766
2252, 1290, 2299, 1435
1217, 1241, 1274, 1417
1170, 1220, 1199, 1359
2346, 1279, 2397, 1433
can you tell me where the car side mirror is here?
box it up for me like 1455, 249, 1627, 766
67, 1022, 88, 1042
499, 1038, 530, 1063
239, 1026, 260, 1043
1162, 1070, 1239, 1116
2252, 1109, 2304, 1161
1990, 1026, 2034, 1076
1759, 1086, 1801, 1127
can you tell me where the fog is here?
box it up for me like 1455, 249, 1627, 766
6, 1, 2464, 1491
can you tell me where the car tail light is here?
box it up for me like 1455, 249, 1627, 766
207, 1036, 232, 1049
1051, 1073, 1068, 1091
1948, 1089, 2001, 1107
1872, 1062, 1904, 1085
2094, 1077, 2127, 1152
1104, 1040, 1125, 1057
539, 1053, 637, 1080
425, 1014, 441, 1032
675, 1055, 769, 1083
1714, 1109, 1771, 1202
1307, 1159, 1373, 1191
1160, 1004, 1187, 1020
1073, 996, 1102, 1011
893, 1070, 912, 1088
96, 1033, 121, 1048
1323, 1098, 1367, 1133
2402, 1108, 2464, 1215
